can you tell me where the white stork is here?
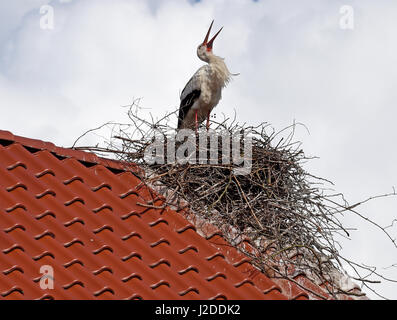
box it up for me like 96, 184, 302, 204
178, 20, 232, 131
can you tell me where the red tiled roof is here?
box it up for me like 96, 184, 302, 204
0, 130, 348, 300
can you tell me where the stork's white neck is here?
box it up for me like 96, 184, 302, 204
197, 47, 231, 88
208, 54, 231, 88
207, 53, 223, 64
198, 49, 219, 64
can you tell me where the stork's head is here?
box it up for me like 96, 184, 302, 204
197, 20, 223, 62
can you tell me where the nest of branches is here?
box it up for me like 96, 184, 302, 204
74, 103, 397, 299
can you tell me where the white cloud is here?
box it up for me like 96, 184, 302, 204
0, 0, 396, 299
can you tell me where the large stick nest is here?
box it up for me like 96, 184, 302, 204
74, 103, 397, 299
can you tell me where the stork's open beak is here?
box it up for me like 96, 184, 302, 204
203, 20, 223, 51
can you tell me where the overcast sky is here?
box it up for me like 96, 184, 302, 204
1, 0, 396, 299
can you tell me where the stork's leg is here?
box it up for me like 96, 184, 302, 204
206, 112, 210, 130
195, 110, 198, 135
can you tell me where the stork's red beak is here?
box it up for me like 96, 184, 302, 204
203, 20, 223, 51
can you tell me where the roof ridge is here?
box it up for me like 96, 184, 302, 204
0, 130, 130, 172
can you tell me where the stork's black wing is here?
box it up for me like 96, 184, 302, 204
178, 90, 201, 129
178, 70, 203, 129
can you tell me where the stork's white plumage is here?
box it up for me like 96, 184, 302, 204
178, 21, 232, 130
